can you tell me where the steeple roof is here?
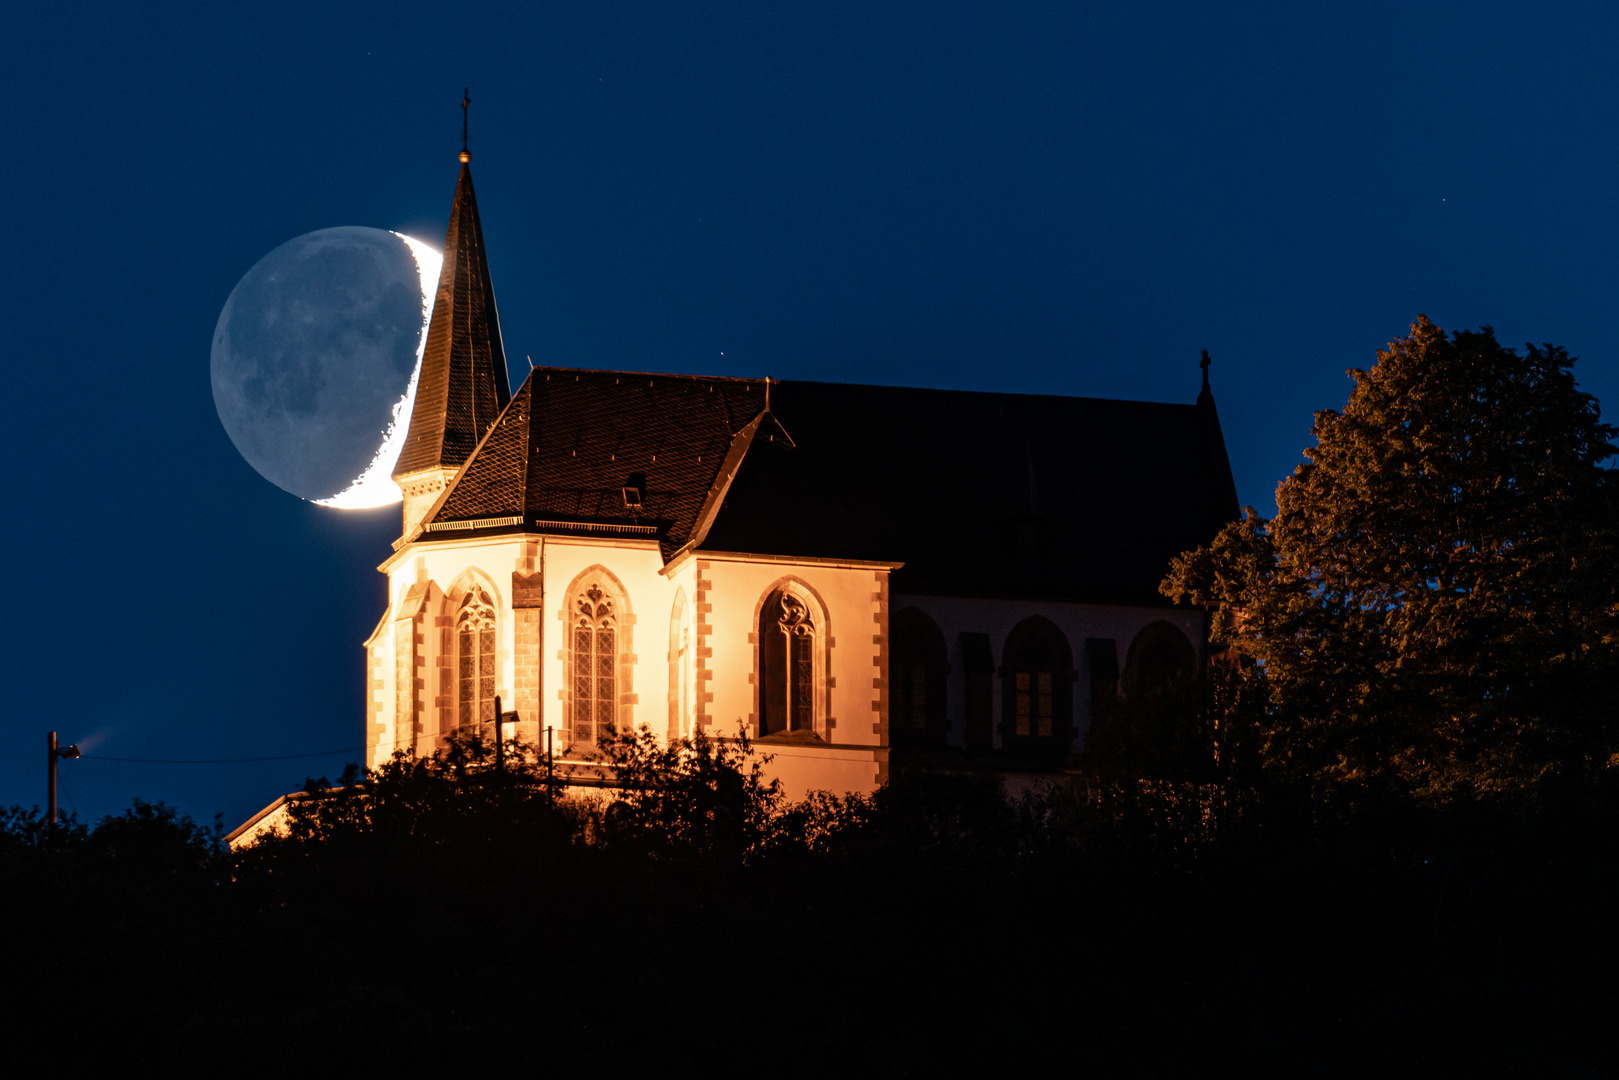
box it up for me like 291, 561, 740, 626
393, 162, 512, 479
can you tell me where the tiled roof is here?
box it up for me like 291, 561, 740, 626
699, 380, 1241, 605
393, 163, 512, 478
428, 368, 769, 558
426, 366, 1238, 604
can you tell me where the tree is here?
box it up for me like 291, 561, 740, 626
1163, 316, 1619, 809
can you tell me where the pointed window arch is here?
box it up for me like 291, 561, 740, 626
1123, 620, 1196, 700
564, 569, 633, 749
572, 583, 618, 745
457, 586, 498, 732
1001, 616, 1074, 759
758, 583, 825, 737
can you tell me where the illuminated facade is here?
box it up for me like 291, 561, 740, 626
363, 157, 1240, 799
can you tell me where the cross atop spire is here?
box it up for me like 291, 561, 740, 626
460, 88, 471, 163
1198, 349, 1214, 407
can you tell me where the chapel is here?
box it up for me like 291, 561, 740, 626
366, 154, 1240, 799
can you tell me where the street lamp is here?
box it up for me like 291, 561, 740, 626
47, 731, 80, 827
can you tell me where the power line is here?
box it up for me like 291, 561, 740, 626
79, 748, 365, 765
71, 726, 551, 767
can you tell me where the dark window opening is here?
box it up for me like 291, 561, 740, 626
1085, 638, 1119, 712
761, 590, 816, 736
961, 632, 994, 752
891, 609, 948, 750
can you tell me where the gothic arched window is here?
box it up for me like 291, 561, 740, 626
1001, 616, 1074, 759
457, 587, 497, 732
760, 587, 818, 737
1123, 620, 1196, 700
571, 581, 620, 746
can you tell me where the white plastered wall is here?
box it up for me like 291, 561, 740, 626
538, 537, 681, 751
698, 554, 890, 799
367, 536, 892, 798
366, 535, 1204, 794
370, 535, 530, 767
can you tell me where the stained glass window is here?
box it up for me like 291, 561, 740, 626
572, 583, 618, 744
457, 588, 497, 732
761, 589, 816, 736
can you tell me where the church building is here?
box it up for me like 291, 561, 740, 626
366, 154, 1240, 800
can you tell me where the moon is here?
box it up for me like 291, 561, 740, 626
210, 227, 443, 507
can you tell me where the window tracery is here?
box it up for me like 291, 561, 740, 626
457, 587, 497, 731
571, 582, 619, 745
761, 587, 818, 736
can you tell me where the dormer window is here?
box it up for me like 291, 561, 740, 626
622, 473, 646, 510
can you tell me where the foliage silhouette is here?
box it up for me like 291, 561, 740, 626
2, 745, 1616, 1073
584, 724, 782, 859
1164, 316, 1619, 813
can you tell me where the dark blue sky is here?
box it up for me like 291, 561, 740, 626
6, 1, 1618, 826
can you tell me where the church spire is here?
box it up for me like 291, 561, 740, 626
393, 119, 512, 534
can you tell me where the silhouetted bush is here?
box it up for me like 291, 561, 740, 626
3, 728, 1616, 1074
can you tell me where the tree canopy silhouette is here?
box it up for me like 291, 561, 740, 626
1163, 316, 1619, 809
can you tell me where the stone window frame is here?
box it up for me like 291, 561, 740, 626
443, 569, 505, 739
668, 588, 693, 742
559, 564, 636, 752
750, 577, 832, 741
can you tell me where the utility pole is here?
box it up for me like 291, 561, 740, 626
46, 731, 80, 828
493, 695, 505, 775
546, 725, 554, 806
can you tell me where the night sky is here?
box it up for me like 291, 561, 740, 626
7, 1, 1618, 827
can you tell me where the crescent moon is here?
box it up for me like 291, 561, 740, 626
314, 234, 445, 508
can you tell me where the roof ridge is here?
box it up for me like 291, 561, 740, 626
532, 365, 766, 386
772, 378, 1202, 410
